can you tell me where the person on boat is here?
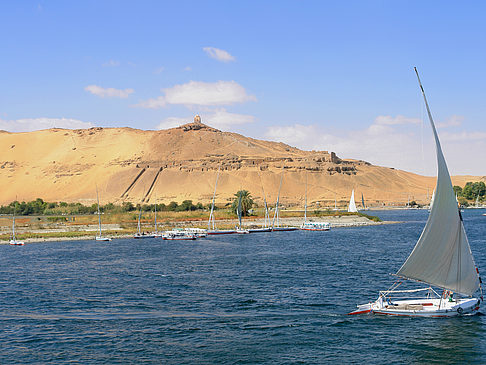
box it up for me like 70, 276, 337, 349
449, 292, 454, 302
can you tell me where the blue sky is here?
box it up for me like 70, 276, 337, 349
1, 1, 485, 175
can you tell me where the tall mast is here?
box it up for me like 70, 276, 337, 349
12, 201, 17, 241
154, 193, 157, 234
261, 184, 269, 228
96, 185, 102, 237
137, 206, 142, 234
304, 173, 307, 224
272, 174, 283, 228
237, 192, 243, 228
208, 168, 220, 230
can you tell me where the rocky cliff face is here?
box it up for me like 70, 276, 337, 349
0, 122, 482, 207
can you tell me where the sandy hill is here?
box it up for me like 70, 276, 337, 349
0, 118, 484, 208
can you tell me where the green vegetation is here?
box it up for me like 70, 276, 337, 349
358, 212, 382, 222
0, 229, 132, 241
0, 198, 206, 216
231, 190, 254, 217
452, 181, 485, 206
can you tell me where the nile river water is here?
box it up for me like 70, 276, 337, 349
1, 209, 485, 364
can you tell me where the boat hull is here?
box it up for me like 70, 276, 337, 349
349, 297, 481, 317
133, 234, 155, 239
248, 228, 272, 233
207, 230, 237, 235
272, 227, 298, 232
95, 237, 112, 241
9, 240, 24, 246
163, 236, 196, 240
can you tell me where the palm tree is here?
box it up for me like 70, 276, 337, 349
231, 190, 254, 217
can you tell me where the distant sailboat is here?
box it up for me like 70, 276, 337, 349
347, 190, 358, 213
300, 174, 330, 231
248, 181, 272, 233
349, 68, 483, 317
153, 196, 162, 237
207, 169, 236, 235
9, 202, 24, 246
95, 187, 111, 241
360, 193, 369, 211
134, 204, 154, 239
272, 174, 297, 232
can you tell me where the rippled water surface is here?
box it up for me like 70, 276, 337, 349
1, 209, 486, 364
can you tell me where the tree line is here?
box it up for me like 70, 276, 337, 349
453, 181, 486, 201
0, 198, 207, 216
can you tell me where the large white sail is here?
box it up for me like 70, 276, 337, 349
348, 190, 358, 213
396, 69, 480, 297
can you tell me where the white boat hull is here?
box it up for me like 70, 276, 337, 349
272, 227, 298, 232
9, 240, 24, 246
163, 235, 196, 240
248, 228, 272, 233
207, 230, 237, 235
133, 234, 155, 239
95, 236, 112, 241
349, 297, 481, 317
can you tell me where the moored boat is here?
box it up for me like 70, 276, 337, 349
300, 175, 330, 231
347, 190, 358, 213
162, 231, 197, 240
272, 226, 298, 232
248, 227, 272, 233
9, 202, 24, 246
207, 229, 237, 235
95, 186, 111, 241
300, 222, 330, 231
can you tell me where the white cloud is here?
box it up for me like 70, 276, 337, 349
135, 80, 256, 109
437, 115, 464, 128
156, 117, 187, 130
265, 115, 486, 175
203, 47, 236, 62
0, 117, 94, 132
183, 66, 192, 71
154, 66, 165, 74
441, 131, 486, 142
85, 85, 134, 98
205, 108, 254, 130
102, 60, 120, 67
374, 115, 421, 125
265, 124, 319, 145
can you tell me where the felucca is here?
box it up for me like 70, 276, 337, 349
207, 168, 236, 235
9, 202, 24, 246
134, 204, 154, 239
271, 174, 297, 232
347, 190, 358, 213
248, 181, 272, 233
349, 68, 483, 317
300, 174, 330, 231
95, 187, 111, 241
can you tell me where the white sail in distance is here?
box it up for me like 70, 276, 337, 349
348, 190, 358, 213
396, 68, 480, 297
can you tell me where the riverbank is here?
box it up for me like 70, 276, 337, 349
0, 214, 398, 244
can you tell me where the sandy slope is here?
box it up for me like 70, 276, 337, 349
0, 121, 483, 207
